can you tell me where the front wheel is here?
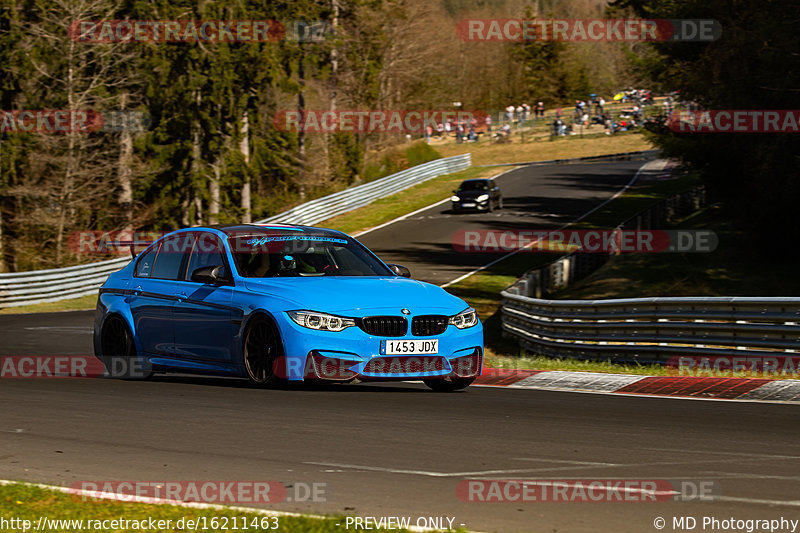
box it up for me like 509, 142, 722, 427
423, 377, 475, 392
243, 316, 285, 388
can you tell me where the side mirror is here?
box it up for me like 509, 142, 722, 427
191, 265, 226, 284
387, 263, 411, 278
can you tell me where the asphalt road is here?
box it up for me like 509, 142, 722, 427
0, 377, 798, 533
359, 157, 650, 285
1, 158, 798, 532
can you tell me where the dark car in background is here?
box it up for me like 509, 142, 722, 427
450, 178, 503, 212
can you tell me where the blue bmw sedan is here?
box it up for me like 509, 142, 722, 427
93, 224, 483, 391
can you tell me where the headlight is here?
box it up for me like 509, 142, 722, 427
476, 194, 490, 202
450, 196, 461, 202
288, 311, 356, 332
449, 308, 478, 329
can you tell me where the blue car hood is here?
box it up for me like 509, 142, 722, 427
243, 276, 467, 315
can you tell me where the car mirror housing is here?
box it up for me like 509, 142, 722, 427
191, 265, 226, 284
387, 263, 411, 278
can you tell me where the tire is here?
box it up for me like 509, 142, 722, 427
423, 377, 475, 392
487, 200, 494, 213
100, 316, 152, 380
498, 197, 504, 209
243, 315, 285, 388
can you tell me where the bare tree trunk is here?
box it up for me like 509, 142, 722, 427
194, 194, 202, 225
186, 89, 202, 226
209, 162, 220, 225
55, 37, 77, 264
117, 92, 134, 232
297, 50, 307, 201
239, 111, 251, 223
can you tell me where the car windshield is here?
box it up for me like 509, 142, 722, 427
229, 234, 393, 277
458, 180, 489, 192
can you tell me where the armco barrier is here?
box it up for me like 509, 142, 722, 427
0, 154, 470, 309
256, 153, 470, 226
500, 295, 800, 363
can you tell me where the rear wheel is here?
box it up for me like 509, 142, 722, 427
498, 197, 504, 209
100, 316, 151, 380
243, 316, 285, 388
423, 377, 475, 392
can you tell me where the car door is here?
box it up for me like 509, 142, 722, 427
130, 233, 192, 355
172, 232, 236, 362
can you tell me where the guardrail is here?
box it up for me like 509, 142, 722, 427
255, 153, 470, 226
500, 295, 800, 363
0, 154, 471, 309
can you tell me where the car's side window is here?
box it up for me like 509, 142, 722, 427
185, 232, 230, 281
150, 233, 192, 280
134, 244, 159, 278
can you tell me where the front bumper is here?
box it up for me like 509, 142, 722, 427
452, 199, 490, 211
275, 314, 484, 381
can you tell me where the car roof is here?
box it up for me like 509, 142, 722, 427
460, 178, 491, 184
205, 224, 346, 238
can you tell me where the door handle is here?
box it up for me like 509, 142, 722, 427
176, 291, 188, 302
132, 285, 143, 296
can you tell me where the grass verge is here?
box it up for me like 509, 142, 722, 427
0, 483, 428, 533
0, 294, 98, 315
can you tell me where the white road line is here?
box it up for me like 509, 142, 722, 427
511, 458, 621, 467
700, 471, 800, 482
440, 158, 657, 288
645, 448, 800, 460
303, 461, 597, 478
712, 496, 800, 508
351, 199, 451, 238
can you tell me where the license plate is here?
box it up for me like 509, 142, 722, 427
381, 339, 439, 355
461, 202, 475, 207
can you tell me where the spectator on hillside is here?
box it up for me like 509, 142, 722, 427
485, 114, 492, 133
537, 101, 545, 118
